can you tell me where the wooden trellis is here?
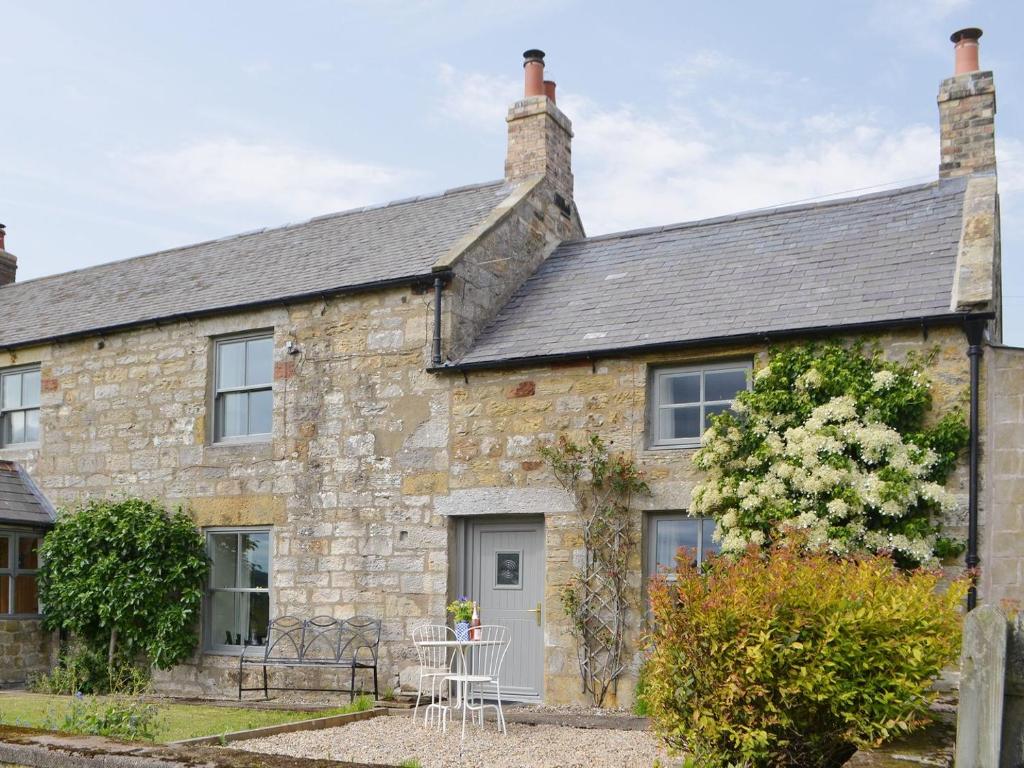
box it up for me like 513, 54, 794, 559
542, 435, 649, 707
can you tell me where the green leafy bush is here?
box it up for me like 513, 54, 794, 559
30, 643, 149, 695
645, 546, 967, 768
45, 694, 159, 741
38, 498, 209, 673
692, 342, 968, 567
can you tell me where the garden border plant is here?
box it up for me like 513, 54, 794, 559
37, 498, 209, 692
541, 434, 649, 707
644, 543, 968, 767
691, 341, 969, 567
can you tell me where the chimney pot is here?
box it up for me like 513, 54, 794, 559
543, 80, 556, 103
951, 27, 983, 75
0, 224, 5, 251
523, 49, 546, 97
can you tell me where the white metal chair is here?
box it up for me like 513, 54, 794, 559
411, 624, 455, 729
445, 624, 510, 739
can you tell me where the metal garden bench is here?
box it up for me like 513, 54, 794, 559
238, 615, 381, 701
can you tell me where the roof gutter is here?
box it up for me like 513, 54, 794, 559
0, 271, 451, 354
430, 312, 994, 373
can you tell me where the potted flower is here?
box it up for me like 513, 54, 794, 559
447, 597, 473, 641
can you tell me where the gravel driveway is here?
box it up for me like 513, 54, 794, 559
231, 713, 672, 768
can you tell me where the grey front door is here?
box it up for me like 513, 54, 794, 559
462, 517, 545, 701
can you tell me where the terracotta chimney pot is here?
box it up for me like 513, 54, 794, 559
951, 27, 982, 75
543, 80, 556, 103
523, 49, 545, 97
0, 224, 5, 251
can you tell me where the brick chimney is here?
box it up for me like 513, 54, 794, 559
938, 28, 996, 178
0, 225, 16, 286
505, 50, 574, 210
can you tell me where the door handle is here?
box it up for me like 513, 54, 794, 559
527, 602, 542, 627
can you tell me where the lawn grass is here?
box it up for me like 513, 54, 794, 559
0, 692, 372, 743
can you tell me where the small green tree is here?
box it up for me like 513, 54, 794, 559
692, 342, 968, 567
38, 498, 209, 671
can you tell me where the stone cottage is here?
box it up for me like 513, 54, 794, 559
0, 30, 1019, 704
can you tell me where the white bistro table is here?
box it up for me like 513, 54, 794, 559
415, 638, 503, 738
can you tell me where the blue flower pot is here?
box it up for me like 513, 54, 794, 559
455, 621, 470, 641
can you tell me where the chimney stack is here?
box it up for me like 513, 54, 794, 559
938, 27, 996, 178
505, 50, 574, 213
0, 225, 16, 287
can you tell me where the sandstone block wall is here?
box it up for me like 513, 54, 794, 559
444, 325, 973, 706
0, 619, 52, 687
0, 286, 452, 696
0, 295, 985, 704
980, 344, 1024, 611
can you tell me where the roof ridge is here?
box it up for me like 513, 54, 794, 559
1, 178, 508, 291
553, 178, 960, 250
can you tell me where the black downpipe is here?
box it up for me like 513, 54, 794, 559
432, 277, 444, 366
965, 319, 985, 611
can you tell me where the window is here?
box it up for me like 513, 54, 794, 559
205, 529, 270, 652
649, 362, 750, 448
1, 366, 41, 448
0, 532, 42, 615
646, 514, 720, 580
213, 334, 273, 442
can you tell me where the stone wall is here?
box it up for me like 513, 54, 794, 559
980, 344, 1024, 611
0, 286, 453, 696
442, 325, 974, 706
0, 619, 52, 687
0, 301, 989, 703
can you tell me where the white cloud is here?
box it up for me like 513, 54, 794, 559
565, 98, 940, 234
437, 63, 519, 130
119, 138, 412, 220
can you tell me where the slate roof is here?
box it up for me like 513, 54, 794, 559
0, 461, 56, 528
457, 179, 970, 366
0, 180, 514, 349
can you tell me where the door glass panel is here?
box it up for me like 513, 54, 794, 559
495, 552, 521, 587
247, 390, 272, 435
14, 575, 37, 613
240, 533, 269, 589
655, 518, 699, 572
704, 368, 748, 402
702, 518, 721, 559
0, 575, 9, 613
664, 373, 700, 404
245, 337, 273, 386
217, 341, 246, 389
209, 534, 238, 589
661, 406, 700, 440
21, 370, 41, 408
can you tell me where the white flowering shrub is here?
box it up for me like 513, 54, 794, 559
692, 343, 969, 567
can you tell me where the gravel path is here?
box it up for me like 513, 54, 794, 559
231, 713, 672, 768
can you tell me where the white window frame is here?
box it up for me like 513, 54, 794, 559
0, 530, 43, 617
204, 527, 272, 654
648, 360, 752, 449
0, 365, 41, 449
645, 513, 719, 582
212, 332, 273, 444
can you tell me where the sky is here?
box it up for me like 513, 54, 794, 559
2, 0, 1022, 344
